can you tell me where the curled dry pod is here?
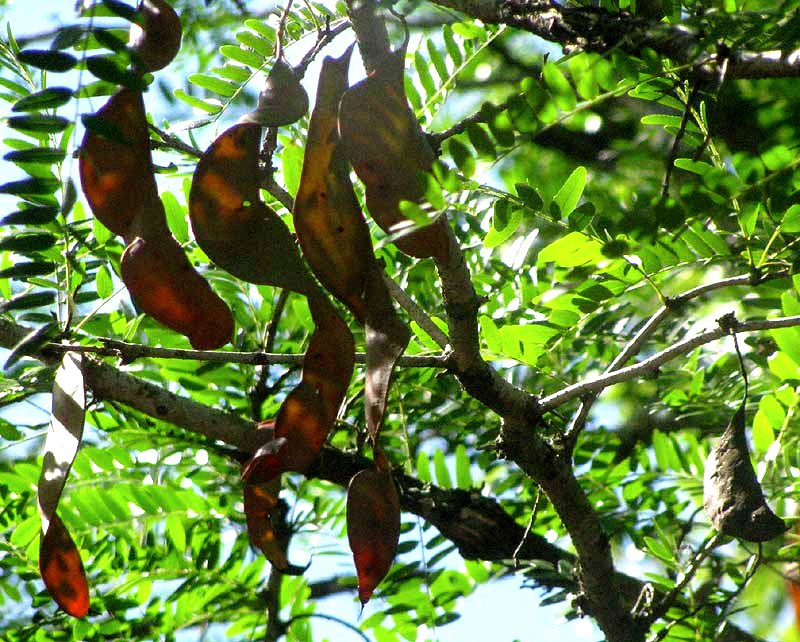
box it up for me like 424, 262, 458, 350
129, 0, 182, 72
338, 47, 449, 261
346, 468, 401, 604
703, 404, 787, 542
121, 236, 234, 350
189, 123, 316, 293
293, 45, 372, 321
240, 58, 309, 127
79, 87, 155, 237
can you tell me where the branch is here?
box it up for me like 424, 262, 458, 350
35, 338, 449, 369
424, 0, 800, 81
432, 228, 635, 637
434, 224, 540, 421
541, 314, 800, 413
563, 271, 788, 446
382, 273, 450, 349
0, 317, 764, 641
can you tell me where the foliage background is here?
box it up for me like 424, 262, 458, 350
3, 0, 800, 641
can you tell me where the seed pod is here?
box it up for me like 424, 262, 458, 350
240, 59, 309, 127
121, 236, 234, 350
703, 404, 787, 542
346, 468, 401, 604
129, 0, 182, 72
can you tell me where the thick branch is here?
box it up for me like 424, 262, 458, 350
434, 224, 540, 421
425, 0, 800, 80
432, 229, 634, 637
499, 416, 640, 641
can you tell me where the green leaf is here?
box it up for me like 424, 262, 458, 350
454, 445, 471, 490
433, 449, 452, 488
12, 87, 73, 112
4, 147, 67, 164
9, 515, 40, 548
414, 51, 436, 99
442, 25, 463, 67
447, 138, 474, 178
0, 231, 57, 252
781, 204, 800, 233
673, 158, 714, 176
235, 31, 274, 58
0, 261, 56, 280
416, 451, 431, 483
643, 536, 673, 562
96, 264, 113, 298
85, 56, 148, 90
537, 231, 602, 267
466, 124, 495, 159
427, 39, 449, 84
219, 45, 264, 69
552, 166, 586, 218
752, 409, 774, 453
243, 18, 276, 40
17, 49, 77, 72
163, 191, 189, 244
0, 290, 57, 313
1, 206, 59, 225
7, 114, 70, 134
542, 63, 576, 112
484, 208, 522, 249
281, 141, 304, 197
94, 0, 138, 20
166, 514, 187, 552
515, 183, 543, 211
172, 88, 222, 114
0, 177, 61, 196
479, 315, 502, 353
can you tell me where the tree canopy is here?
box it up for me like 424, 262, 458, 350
2, 0, 800, 641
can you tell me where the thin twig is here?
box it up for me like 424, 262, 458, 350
149, 124, 203, 158
429, 96, 514, 147
513, 488, 540, 565
382, 274, 450, 349
646, 532, 723, 626
661, 83, 699, 199
275, 0, 295, 60
562, 270, 787, 448
250, 289, 290, 421
262, 173, 294, 211
284, 613, 370, 642
295, 20, 352, 78
41, 339, 450, 368
540, 314, 800, 412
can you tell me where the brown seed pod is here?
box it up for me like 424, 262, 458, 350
129, 0, 182, 72
239, 59, 309, 127
346, 468, 401, 604
703, 404, 787, 542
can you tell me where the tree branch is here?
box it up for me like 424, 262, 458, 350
563, 271, 788, 447
32, 337, 449, 369
0, 316, 763, 641
424, 0, 800, 80
434, 224, 540, 420
541, 314, 800, 413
